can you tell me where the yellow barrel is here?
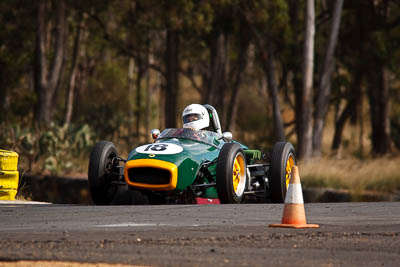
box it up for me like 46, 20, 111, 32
0, 150, 19, 200
0, 150, 19, 171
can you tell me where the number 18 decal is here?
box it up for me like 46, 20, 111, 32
136, 143, 183, 155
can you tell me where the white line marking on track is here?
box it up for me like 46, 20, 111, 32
93, 223, 202, 228
95, 223, 161, 227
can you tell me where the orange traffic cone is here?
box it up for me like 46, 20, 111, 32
269, 165, 319, 228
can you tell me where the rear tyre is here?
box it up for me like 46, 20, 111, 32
216, 143, 247, 204
269, 142, 296, 203
88, 141, 119, 205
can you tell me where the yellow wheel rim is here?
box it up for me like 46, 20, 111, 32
232, 153, 246, 196
285, 154, 295, 189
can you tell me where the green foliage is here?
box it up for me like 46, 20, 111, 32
39, 123, 94, 174
0, 123, 94, 175
249, 0, 291, 43
0, 0, 36, 121
235, 87, 273, 149
78, 61, 130, 139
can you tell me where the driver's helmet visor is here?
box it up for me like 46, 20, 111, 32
183, 113, 201, 123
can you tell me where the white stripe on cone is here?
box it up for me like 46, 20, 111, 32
284, 183, 304, 204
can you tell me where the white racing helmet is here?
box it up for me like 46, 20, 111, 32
182, 104, 210, 130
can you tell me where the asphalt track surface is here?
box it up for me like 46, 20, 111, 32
0, 202, 399, 266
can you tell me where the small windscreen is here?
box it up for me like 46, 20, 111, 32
158, 128, 221, 146
183, 114, 201, 124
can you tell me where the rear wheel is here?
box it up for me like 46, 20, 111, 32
216, 143, 247, 204
88, 141, 119, 205
269, 142, 296, 203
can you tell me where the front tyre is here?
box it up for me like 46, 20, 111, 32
216, 143, 247, 204
88, 141, 118, 205
269, 142, 297, 203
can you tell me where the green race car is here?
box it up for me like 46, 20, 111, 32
88, 105, 296, 205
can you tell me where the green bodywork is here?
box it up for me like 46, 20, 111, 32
126, 128, 261, 198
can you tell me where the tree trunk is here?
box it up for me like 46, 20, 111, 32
164, 29, 179, 128
331, 102, 351, 153
312, 0, 344, 157
64, 12, 83, 127
202, 31, 227, 107
145, 39, 152, 142
288, 0, 304, 149
0, 87, 9, 122
145, 66, 152, 142
157, 72, 164, 130
331, 69, 363, 154
358, 94, 365, 156
239, 8, 285, 141
367, 67, 392, 155
215, 35, 229, 121
34, 0, 49, 124
135, 57, 144, 139
263, 44, 285, 142
297, 0, 315, 161
225, 37, 249, 132
330, 2, 367, 155
34, 0, 67, 127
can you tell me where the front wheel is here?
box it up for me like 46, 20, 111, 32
88, 141, 119, 205
269, 142, 297, 203
216, 143, 247, 204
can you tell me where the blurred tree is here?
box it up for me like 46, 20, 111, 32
64, 10, 85, 127
312, 0, 344, 157
367, 67, 392, 154
2, 0, 400, 167
164, 26, 180, 128
0, 0, 35, 123
34, 0, 67, 127
364, 0, 396, 155
239, 0, 290, 142
331, 1, 368, 155
224, 22, 250, 132
297, 0, 315, 160
331, 0, 400, 156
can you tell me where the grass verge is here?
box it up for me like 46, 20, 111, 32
300, 157, 400, 195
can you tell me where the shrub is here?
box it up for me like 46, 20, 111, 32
0, 123, 94, 175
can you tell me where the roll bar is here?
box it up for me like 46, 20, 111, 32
203, 104, 222, 135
